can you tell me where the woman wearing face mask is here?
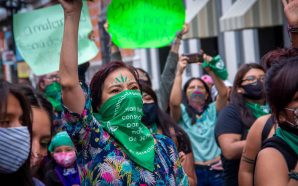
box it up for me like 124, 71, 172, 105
170, 55, 228, 186
58, 0, 188, 185
141, 82, 197, 186
20, 85, 53, 182
215, 63, 269, 186
238, 48, 298, 186
44, 131, 80, 186
254, 57, 298, 186
0, 80, 34, 186
37, 71, 65, 134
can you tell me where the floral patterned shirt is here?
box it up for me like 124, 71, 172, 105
63, 86, 188, 186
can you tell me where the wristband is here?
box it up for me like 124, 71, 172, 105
176, 33, 183, 40
287, 25, 298, 42
288, 26, 298, 33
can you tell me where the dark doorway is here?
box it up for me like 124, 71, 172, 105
258, 26, 284, 58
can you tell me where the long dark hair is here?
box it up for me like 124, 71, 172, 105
136, 67, 152, 87
20, 85, 54, 181
230, 63, 265, 128
0, 80, 34, 186
141, 83, 192, 153
265, 57, 298, 124
90, 61, 140, 112
20, 85, 54, 132
261, 47, 298, 70
182, 77, 212, 124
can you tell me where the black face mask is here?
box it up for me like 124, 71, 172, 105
142, 103, 158, 126
242, 80, 265, 100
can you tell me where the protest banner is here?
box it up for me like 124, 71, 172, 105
107, 0, 185, 48
13, 2, 98, 75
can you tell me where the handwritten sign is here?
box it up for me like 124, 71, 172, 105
13, 2, 98, 75
107, 0, 185, 48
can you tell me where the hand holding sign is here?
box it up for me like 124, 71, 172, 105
107, 0, 185, 48
13, 1, 98, 75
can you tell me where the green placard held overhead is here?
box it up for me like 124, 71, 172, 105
13, 2, 98, 75
107, 0, 185, 48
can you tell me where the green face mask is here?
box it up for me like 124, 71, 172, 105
94, 90, 155, 171
44, 82, 63, 112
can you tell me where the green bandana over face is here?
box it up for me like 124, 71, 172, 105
245, 102, 271, 118
94, 90, 155, 171
44, 82, 63, 112
276, 127, 298, 156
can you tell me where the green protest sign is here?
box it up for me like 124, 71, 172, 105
13, 2, 98, 76
107, 0, 185, 48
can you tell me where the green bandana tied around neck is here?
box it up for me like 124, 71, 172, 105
202, 55, 228, 80
94, 90, 155, 172
245, 102, 271, 118
44, 82, 63, 112
276, 127, 298, 156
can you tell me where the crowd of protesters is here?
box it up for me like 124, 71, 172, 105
0, 0, 298, 185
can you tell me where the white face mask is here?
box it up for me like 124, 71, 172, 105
0, 126, 30, 174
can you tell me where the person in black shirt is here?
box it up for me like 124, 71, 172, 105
254, 56, 298, 186
215, 63, 270, 186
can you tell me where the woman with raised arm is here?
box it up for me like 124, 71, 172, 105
58, 0, 188, 185
170, 55, 228, 186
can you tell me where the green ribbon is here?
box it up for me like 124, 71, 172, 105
202, 55, 228, 80
245, 102, 271, 118
44, 82, 63, 112
276, 127, 298, 156
94, 90, 155, 172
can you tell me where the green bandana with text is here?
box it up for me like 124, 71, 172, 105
94, 90, 155, 171
245, 102, 271, 119
202, 55, 228, 80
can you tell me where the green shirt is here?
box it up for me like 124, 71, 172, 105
179, 102, 221, 162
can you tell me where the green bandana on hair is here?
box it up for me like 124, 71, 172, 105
202, 55, 228, 80
276, 127, 298, 156
48, 131, 74, 152
44, 82, 63, 112
94, 90, 155, 172
245, 102, 271, 118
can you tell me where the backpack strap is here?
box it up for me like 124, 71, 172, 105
261, 116, 274, 143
